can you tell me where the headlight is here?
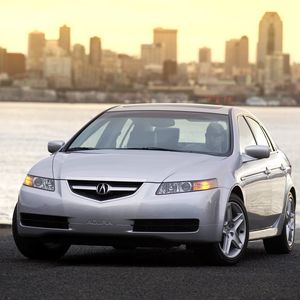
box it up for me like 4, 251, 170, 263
156, 179, 217, 195
23, 175, 55, 192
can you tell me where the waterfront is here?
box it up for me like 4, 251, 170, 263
0, 102, 299, 225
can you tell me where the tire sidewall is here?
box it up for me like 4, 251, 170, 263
214, 194, 249, 265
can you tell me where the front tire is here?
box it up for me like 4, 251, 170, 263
263, 192, 295, 254
12, 206, 70, 260
194, 194, 249, 265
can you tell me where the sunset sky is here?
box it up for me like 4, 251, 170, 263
1, 0, 300, 63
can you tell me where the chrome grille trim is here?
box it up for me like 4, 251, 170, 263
71, 185, 138, 192
68, 180, 143, 201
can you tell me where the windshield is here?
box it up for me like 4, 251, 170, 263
66, 110, 231, 156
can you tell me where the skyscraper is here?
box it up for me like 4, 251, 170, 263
141, 43, 165, 66
72, 44, 86, 62
198, 47, 212, 79
225, 36, 249, 77
89, 36, 102, 66
198, 47, 211, 63
59, 25, 71, 55
27, 31, 45, 73
257, 12, 283, 68
153, 28, 177, 62
0, 47, 7, 73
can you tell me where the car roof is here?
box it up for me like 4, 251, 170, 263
109, 103, 233, 114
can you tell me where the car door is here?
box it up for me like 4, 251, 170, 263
249, 119, 287, 223
236, 115, 273, 230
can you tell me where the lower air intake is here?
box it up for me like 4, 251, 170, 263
20, 213, 69, 229
133, 219, 199, 232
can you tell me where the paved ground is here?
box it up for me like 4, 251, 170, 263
1, 228, 300, 300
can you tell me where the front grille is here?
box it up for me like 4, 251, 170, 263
20, 213, 69, 229
68, 180, 143, 201
133, 219, 199, 232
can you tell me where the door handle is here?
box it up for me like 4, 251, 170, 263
264, 167, 271, 176
280, 164, 286, 171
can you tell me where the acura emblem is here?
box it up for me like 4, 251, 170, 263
96, 183, 110, 195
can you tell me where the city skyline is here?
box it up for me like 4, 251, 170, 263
1, 0, 300, 63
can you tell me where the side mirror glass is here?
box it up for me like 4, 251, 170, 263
48, 140, 65, 154
244, 145, 270, 160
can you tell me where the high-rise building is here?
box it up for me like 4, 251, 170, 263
119, 54, 143, 79
257, 12, 283, 68
101, 49, 121, 75
141, 43, 165, 67
225, 36, 249, 77
89, 36, 102, 66
27, 31, 45, 73
153, 28, 177, 62
0, 47, 7, 73
59, 25, 71, 55
198, 47, 211, 63
5, 53, 26, 76
72, 44, 86, 62
198, 47, 212, 80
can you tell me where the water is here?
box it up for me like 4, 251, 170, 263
0, 102, 299, 226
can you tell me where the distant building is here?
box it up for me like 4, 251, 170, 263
0, 48, 26, 77
264, 52, 291, 94
153, 28, 177, 63
198, 47, 212, 80
199, 47, 211, 63
59, 25, 71, 55
44, 40, 71, 88
141, 43, 165, 68
119, 54, 143, 79
72, 44, 86, 62
44, 40, 65, 57
257, 12, 283, 68
27, 31, 45, 74
0, 47, 7, 73
225, 36, 249, 78
72, 43, 101, 89
5, 53, 26, 76
102, 49, 121, 76
72, 62, 101, 89
291, 63, 300, 83
162, 60, 177, 83
44, 56, 72, 88
89, 36, 102, 67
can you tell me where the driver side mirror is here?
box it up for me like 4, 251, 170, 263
48, 140, 65, 153
244, 145, 270, 160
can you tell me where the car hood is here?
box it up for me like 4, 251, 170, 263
52, 150, 226, 183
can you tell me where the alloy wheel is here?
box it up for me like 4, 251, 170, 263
219, 202, 247, 258
286, 195, 296, 247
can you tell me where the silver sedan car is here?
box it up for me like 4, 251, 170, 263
13, 104, 296, 265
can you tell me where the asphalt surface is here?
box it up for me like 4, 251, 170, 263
1, 228, 300, 300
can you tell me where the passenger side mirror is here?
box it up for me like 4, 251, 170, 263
48, 140, 65, 153
245, 145, 270, 160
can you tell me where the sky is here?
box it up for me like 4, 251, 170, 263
1, 0, 300, 63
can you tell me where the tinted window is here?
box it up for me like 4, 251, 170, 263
238, 116, 256, 153
67, 111, 231, 156
245, 117, 269, 148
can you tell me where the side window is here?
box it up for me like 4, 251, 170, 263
237, 116, 256, 153
261, 126, 276, 152
245, 117, 270, 148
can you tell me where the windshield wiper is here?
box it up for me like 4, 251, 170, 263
124, 147, 187, 153
66, 147, 98, 152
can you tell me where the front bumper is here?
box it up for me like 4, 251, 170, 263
16, 180, 230, 244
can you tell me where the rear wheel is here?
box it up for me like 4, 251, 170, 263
12, 206, 70, 260
194, 194, 249, 265
263, 192, 295, 254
